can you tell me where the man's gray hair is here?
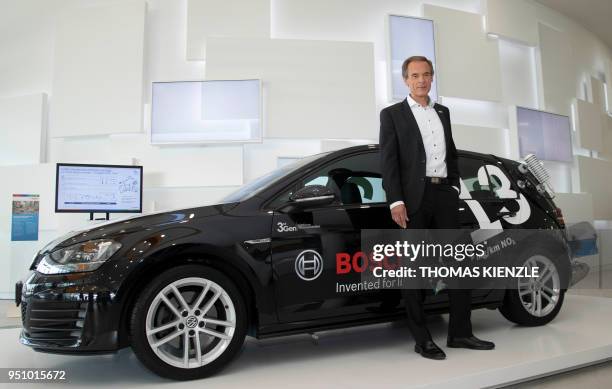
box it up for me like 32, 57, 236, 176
401, 56, 434, 79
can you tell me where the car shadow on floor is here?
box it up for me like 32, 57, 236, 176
29, 315, 450, 385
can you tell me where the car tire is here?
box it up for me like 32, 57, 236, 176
130, 264, 247, 380
499, 246, 569, 326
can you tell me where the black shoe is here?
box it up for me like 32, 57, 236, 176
414, 340, 446, 360
447, 335, 495, 350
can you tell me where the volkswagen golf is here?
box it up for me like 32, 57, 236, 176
16, 145, 589, 380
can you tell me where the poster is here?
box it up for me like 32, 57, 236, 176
11, 194, 40, 241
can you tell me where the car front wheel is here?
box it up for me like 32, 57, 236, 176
130, 264, 247, 380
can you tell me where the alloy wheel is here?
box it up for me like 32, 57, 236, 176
518, 255, 561, 317
145, 277, 236, 369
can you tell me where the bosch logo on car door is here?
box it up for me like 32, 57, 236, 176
294, 250, 323, 281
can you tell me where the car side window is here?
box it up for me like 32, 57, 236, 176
459, 157, 518, 200
485, 163, 519, 199
271, 152, 387, 207
458, 157, 497, 200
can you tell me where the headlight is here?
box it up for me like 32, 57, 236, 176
36, 239, 122, 274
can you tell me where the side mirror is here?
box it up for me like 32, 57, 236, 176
277, 185, 336, 213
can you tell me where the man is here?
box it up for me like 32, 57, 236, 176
379, 56, 494, 360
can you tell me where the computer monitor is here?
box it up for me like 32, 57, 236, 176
516, 106, 572, 162
55, 163, 143, 213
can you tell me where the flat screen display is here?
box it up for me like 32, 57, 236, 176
151, 79, 261, 144
388, 15, 437, 102
517, 107, 572, 162
55, 163, 143, 213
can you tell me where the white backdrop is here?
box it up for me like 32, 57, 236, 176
1, 0, 612, 297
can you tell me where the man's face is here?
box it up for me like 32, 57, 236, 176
404, 60, 433, 99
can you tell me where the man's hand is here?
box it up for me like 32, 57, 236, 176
391, 204, 409, 228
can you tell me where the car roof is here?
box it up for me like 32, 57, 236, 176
324, 144, 513, 163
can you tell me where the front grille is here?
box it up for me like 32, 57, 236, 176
23, 300, 87, 347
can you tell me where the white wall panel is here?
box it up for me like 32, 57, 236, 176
498, 39, 538, 108
534, 2, 611, 116
146, 0, 204, 86
0, 164, 57, 231
205, 37, 377, 139
601, 115, 612, 158
50, 1, 146, 137
110, 135, 243, 188
590, 76, 606, 112
0, 28, 54, 98
438, 96, 508, 129
507, 105, 520, 160
577, 156, 612, 220
606, 60, 612, 114
575, 99, 603, 152
0, 164, 82, 296
542, 161, 572, 194
0, 94, 46, 166
271, 0, 482, 114
424, 5, 502, 102
553, 193, 593, 223
271, 0, 482, 42
485, 0, 537, 46
48, 136, 117, 165
538, 23, 576, 116
0, 0, 74, 97
607, 85, 612, 114
186, 0, 270, 60
452, 124, 508, 157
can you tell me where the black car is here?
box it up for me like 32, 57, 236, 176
17, 145, 588, 380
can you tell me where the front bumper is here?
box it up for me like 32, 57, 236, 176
17, 272, 122, 354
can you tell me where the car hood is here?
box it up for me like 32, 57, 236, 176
40, 202, 239, 253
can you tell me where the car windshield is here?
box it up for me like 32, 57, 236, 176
221, 152, 332, 203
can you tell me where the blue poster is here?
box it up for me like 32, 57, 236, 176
11, 194, 40, 241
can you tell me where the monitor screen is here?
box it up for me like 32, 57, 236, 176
516, 107, 572, 162
388, 15, 437, 102
55, 163, 143, 213
151, 79, 261, 144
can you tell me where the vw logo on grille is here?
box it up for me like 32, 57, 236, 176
295, 250, 323, 281
186, 316, 198, 328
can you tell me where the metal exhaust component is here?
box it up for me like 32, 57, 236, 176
519, 154, 556, 198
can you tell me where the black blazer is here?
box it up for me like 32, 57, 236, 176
379, 99, 460, 215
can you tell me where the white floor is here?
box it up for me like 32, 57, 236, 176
2, 295, 612, 389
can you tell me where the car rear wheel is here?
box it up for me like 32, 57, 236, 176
500, 252, 567, 326
130, 265, 247, 380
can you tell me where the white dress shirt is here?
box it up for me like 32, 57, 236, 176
390, 94, 458, 210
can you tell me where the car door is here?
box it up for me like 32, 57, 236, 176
269, 151, 396, 323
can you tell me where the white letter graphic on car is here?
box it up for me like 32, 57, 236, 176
460, 164, 531, 230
